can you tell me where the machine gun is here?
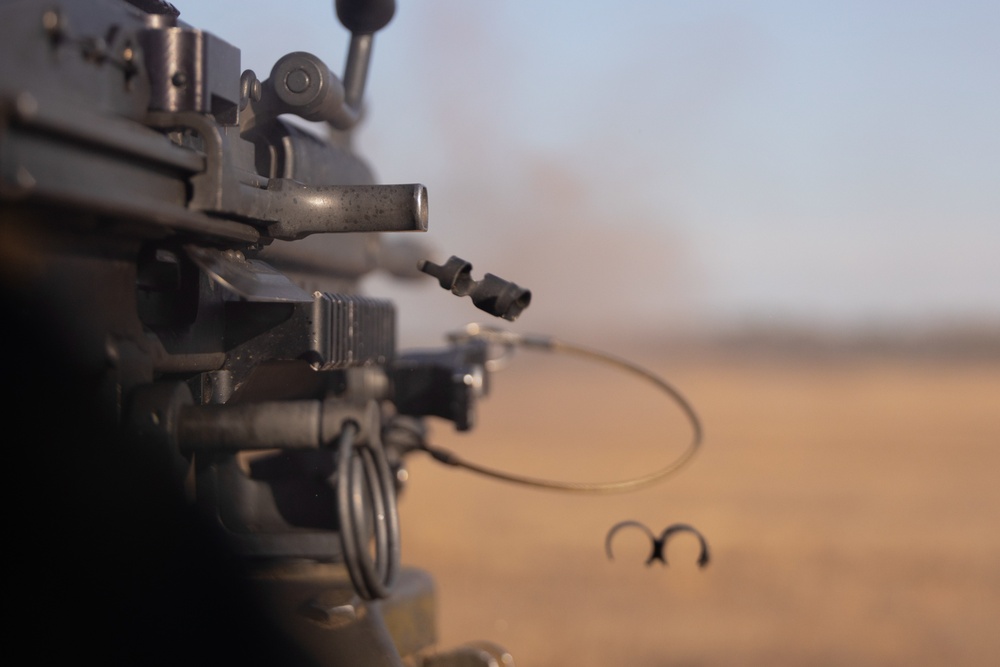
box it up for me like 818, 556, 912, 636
1, 1, 699, 664
0, 0, 532, 663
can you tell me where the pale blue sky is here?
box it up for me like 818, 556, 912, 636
181, 1, 999, 341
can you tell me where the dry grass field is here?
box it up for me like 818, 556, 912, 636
397, 336, 1000, 666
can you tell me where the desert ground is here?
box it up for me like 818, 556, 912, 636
396, 334, 1000, 666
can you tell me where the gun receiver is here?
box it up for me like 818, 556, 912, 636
2, 1, 526, 665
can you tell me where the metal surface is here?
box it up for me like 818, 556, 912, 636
258, 181, 428, 240
187, 245, 315, 302
248, 563, 436, 667
139, 22, 241, 123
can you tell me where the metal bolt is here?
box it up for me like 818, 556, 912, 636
239, 70, 262, 109
285, 68, 311, 94
171, 71, 187, 87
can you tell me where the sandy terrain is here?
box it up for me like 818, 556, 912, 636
396, 340, 1000, 666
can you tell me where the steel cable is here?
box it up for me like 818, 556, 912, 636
418, 325, 703, 494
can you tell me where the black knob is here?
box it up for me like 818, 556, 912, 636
335, 0, 396, 34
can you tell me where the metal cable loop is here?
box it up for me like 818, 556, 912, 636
422, 324, 703, 494
336, 420, 400, 599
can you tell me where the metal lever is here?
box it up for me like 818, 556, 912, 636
241, 1, 397, 132
335, 0, 396, 109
